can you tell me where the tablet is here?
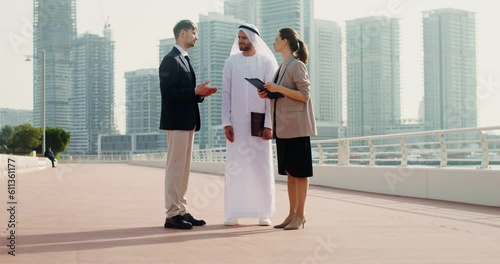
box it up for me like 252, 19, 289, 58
244, 78, 265, 90
244, 78, 284, 99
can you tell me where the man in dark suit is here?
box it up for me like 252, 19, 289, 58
159, 19, 217, 230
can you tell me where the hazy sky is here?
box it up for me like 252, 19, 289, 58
1, 0, 499, 134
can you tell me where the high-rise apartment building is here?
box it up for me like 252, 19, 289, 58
68, 30, 115, 154
423, 8, 477, 131
158, 38, 175, 66
0, 109, 33, 128
225, 0, 313, 56
33, 0, 76, 131
346, 16, 401, 137
188, 12, 243, 149
257, 0, 313, 59
313, 19, 343, 125
224, 0, 259, 26
125, 69, 161, 134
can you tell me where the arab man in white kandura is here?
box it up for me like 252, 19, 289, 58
222, 24, 278, 226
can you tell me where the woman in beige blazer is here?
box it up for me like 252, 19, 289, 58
259, 28, 317, 230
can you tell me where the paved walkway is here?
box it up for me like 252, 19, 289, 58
1, 163, 499, 263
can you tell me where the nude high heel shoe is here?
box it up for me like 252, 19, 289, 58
273, 215, 294, 229
284, 216, 306, 230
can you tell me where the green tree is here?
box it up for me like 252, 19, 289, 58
10, 124, 42, 154
0, 125, 14, 153
44, 127, 71, 155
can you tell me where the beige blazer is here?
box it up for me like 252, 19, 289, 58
271, 57, 317, 139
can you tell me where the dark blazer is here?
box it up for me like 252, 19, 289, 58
159, 47, 204, 131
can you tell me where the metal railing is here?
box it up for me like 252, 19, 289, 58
312, 126, 500, 169
59, 154, 132, 162
59, 126, 500, 169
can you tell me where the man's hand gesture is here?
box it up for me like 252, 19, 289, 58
224, 126, 234, 143
195, 81, 217, 97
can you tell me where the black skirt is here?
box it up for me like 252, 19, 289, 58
275, 136, 313, 177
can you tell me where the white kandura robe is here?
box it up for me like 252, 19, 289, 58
222, 53, 278, 219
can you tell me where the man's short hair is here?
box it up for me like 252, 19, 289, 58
173, 19, 198, 39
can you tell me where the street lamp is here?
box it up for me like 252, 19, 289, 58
26, 49, 46, 155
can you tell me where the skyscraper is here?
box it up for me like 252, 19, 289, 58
258, 0, 313, 59
226, 0, 313, 55
188, 12, 243, 149
423, 8, 477, 131
346, 16, 401, 137
68, 30, 115, 154
0, 109, 33, 128
313, 19, 343, 125
224, 0, 259, 26
33, 0, 76, 131
124, 69, 161, 134
158, 38, 175, 66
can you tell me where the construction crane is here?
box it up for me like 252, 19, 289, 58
98, 0, 111, 38
104, 16, 110, 30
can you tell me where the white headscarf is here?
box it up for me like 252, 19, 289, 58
230, 24, 278, 68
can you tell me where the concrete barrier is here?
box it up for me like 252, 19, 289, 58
188, 162, 500, 207
0, 154, 52, 180
56, 158, 500, 208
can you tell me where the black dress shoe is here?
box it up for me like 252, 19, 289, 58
164, 215, 193, 229
183, 213, 206, 226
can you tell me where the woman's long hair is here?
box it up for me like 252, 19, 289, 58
279, 28, 309, 64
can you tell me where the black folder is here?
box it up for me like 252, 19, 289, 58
251, 112, 265, 137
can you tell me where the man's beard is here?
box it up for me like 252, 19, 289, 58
239, 44, 251, 51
